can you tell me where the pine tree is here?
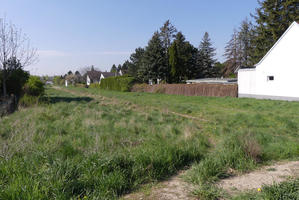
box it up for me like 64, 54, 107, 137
251, 0, 299, 63
223, 29, 239, 76
110, 64, 117, 73
121, 61, 130, 74
117, 64, 122, 73
169, 32, 198, 82
169, 42, 179, 82
197, 32, 217, 78
128, 47, 145, 78
238, 19, 254, 67
142, 32, 166, 82
159, 20, 177, 82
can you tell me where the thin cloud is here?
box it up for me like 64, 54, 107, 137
37, 50, 70, 57
37, 50, 132, 57
92, 51, 132, 55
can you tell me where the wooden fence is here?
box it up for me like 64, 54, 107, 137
131, 83, 238, 97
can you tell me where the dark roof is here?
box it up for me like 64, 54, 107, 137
101, 72, 116, 78
86, 70, 102, 82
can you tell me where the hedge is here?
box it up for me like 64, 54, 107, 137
100, 76, 135, 92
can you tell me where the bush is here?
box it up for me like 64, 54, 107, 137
75, 83, 86, 88
89, 83, 101, 88
100, 76, 135, 92
131, 83, 149, 92
0, 69, 30, 97
53, 76, 64, 85
23, 76, 45, 96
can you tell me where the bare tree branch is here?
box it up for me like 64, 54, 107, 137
0, 17, 37, 96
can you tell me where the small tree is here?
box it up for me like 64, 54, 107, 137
110, 64, 117, 73
0, 18, 37, 97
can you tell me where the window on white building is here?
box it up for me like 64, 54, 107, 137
267, 76, 274, 81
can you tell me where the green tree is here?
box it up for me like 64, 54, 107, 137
238, 19, 255, 67
142, 32, 166, 82
117, 64, 122, 73
169, 42, 179, 82
197, 32, 217, 78
251, 0, 299, 63
121, 61, 130, 74
159, 20, 177, 82
110, 64, 117, 73
169, 32, 198, 82
0, 18, 36, 97
128, 47, 145, 78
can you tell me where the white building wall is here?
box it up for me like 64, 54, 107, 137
87, 75, 91, 86
238, 22, 299, 100
238, 69, 256, 96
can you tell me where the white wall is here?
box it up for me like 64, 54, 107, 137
238, 22, 299, 100
238, 69, 256, 95
87, 75, 90, 86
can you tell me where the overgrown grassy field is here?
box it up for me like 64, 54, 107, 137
0, 87, 298, 199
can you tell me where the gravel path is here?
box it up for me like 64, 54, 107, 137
218, 160, 299, 194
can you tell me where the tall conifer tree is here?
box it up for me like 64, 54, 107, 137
142, 32, 166, 82
251, 0, 299, 63
197, 32, 217, 78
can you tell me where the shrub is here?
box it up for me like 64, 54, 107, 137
23, 76, 45, 96
89, 83, 101, 88
131, 83, 149, 92
100, 76, 135, 92
75, 83, 86, 88
0, 68, 30, 97
53, 76, 64, 85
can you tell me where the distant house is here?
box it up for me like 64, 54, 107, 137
86, 70, 102, 86
100, 72, 116, 82
238, 21, 299, 101
86, 70, 119, 86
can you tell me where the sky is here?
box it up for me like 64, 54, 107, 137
0, 0, 259, 76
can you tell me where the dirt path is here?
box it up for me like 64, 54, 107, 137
218, 160, 299, 195
122, 171, 196, 200
123, 161, 299, 199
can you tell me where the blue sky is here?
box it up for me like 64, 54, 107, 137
1, 0, 259, 75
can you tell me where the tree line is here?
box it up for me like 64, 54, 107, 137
112, 0, 299, 81
111, 20, 219, 84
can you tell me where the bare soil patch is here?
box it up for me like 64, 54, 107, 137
123, 171, 196, 200
218, 160, 299, 195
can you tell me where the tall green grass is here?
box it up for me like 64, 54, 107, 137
66, 87, 299, 199
0, 88, 208, 199
1, 87, 298, 199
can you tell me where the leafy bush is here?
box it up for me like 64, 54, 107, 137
18, 94, 40, 107
100, 76, 135, 92
23, 76, 45, 96
0, 68, 30, 97
89, 83, 101, 88
53, 76, 64, 85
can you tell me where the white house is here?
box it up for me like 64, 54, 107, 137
86, 70, 118, 86
238, 21, 299, 101
86, 70, 102, 86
